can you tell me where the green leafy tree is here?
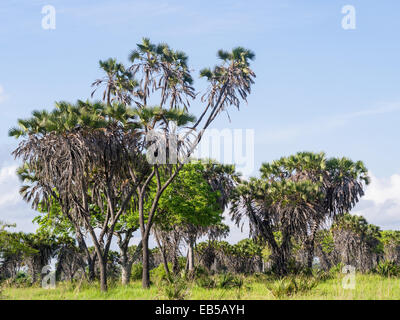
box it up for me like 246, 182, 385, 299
153, 161, 227, 275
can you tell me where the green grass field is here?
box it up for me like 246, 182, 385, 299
2, 274, 400, 300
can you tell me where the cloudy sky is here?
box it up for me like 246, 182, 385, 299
1, 0, 400, 242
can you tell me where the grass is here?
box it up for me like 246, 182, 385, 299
2, 273, 400, 300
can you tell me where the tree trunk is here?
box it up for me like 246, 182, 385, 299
154, 232, 170, 277
272, 251, 288, 276
271, 235, 291, 276
142, 236, 150, 289
306, 222, 318, 271
121, 262, 133, 285
98, 256, 107, 292
172, 255, 179, 275
306, 238, 315, 270
88, 257, 96, 281
188, 239, 195, 272
161, 249, 170, 277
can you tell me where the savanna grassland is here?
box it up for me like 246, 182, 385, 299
3, 38, 400, 302
2, 274, 400, 300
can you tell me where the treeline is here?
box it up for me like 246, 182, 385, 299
3, 212, 400, 287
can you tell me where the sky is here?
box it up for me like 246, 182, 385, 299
1, 0, 400, 243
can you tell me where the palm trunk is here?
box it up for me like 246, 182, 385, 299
271, 250, 288, 276
98, 255, 107, 292
271, 232, 291, 276
306, 238, 315, 270
188, 239, 195, 272
306, 221, 319, 270
142, 236, 150, 288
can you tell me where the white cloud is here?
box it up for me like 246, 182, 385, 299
353, 172, 400, 230
0, 85, 6, 104
0, 164, 37, 233
0, 164, 20, 207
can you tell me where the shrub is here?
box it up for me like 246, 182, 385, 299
312, 269, 333, 281
266, 276, 319, 299
195, 275, 217, 289
217, 273, 245, 290
267, 278, 296, 299
330, 262, 346, 275
185, 265, 209, 281
131, 263, 143, 281
159, 275, 190, 300
375, 261, 400, 277
217, 272, 236, 289
2, 272, 32, 288
151, 263, 172, 283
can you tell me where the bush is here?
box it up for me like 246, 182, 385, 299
131, 263, 143, 281
312, 269, 333, 281
2, 272, 32, 288
330, 263, 346, 275
159, 274, 190, 300
185, 265, 209, 281
375, 261, 400, 277
217, 273, 245, 290
266, 276, 319, 299
195, 275, 217, 289
151, 263, 172, 283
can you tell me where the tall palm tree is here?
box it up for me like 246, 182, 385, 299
91, 58, 138, 106
129, 38, 195, 110
10, 100, 148, 291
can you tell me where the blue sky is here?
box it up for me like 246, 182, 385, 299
1, 0, 400, 239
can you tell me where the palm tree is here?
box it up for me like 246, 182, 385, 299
129, 38, 195, 110
11, 39, 256, 290
10, 100, 148, 291
126, 39, 255, 289
91, 58, 138, 106
230, 152, 369, 275
332, 213, 381, 271
260, 152, 370, 270
231, 177, 323, 275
